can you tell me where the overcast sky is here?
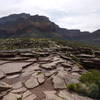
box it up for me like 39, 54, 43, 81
0, 0, 100, 32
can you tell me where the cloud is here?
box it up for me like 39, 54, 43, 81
0, 0, 100, 32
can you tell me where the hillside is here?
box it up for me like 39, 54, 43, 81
0, 13, 99, 46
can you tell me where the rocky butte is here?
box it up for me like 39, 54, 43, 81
0, 13, 100, 45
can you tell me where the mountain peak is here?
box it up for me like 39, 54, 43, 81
0, 13, 99, 46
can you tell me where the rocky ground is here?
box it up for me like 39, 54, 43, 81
0, 46, 100, 100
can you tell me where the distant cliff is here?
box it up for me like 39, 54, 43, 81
0, 13, 99, 45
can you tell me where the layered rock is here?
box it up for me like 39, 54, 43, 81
0, 48, 98, 100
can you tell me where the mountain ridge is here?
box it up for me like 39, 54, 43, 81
0, 13, 99, 45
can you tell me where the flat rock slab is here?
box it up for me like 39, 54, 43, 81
52, 76, 66, 89
43, 91, 63, 100
21, 64, 41, 77
65, 73, 80, 85
23, 94, 36, 100
22, 91, 36, 100
40, 61, 59, 70
61, 62, 73, 68
77, 54, 95, 58
58, 90, 94, 100
72, 65, 80, 72
52, 70, 67, 89
31, 72, 45, 84
6, 74, 19, 79
0, 82, 12, 91
39, 56, 52, 62
0, 62, 31, 74
11, 87, 27, 93
22, 90, 32, 98
3, 57, 29, 61
25, 58, 36, 62
0, 90, 10, 99
0, 70, 5, 79
12, 82, 23, 90
45, 70, 57, 77
0, 60, 10, 65
24, 76, 39, 89
3, 93, 21, 100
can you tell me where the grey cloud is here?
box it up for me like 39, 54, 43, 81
0, 0, 99, 32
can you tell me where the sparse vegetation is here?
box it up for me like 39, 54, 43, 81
0, 38, 100, 50
67, 70, 100, 99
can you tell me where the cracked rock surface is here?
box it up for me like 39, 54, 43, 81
0, 49, 94, 100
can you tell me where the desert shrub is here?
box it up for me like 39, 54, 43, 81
67, 70, 100, 99
67, 83, 88, 96
80, 70, 100, 85
88, 83, 100, 99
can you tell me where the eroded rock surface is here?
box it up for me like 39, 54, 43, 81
0, 49, 95, 100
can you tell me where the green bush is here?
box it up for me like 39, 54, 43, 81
88, 83, 100, 99
67, 83, 88, 96
80, 70, 100, 85
67, 70, 100, 99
